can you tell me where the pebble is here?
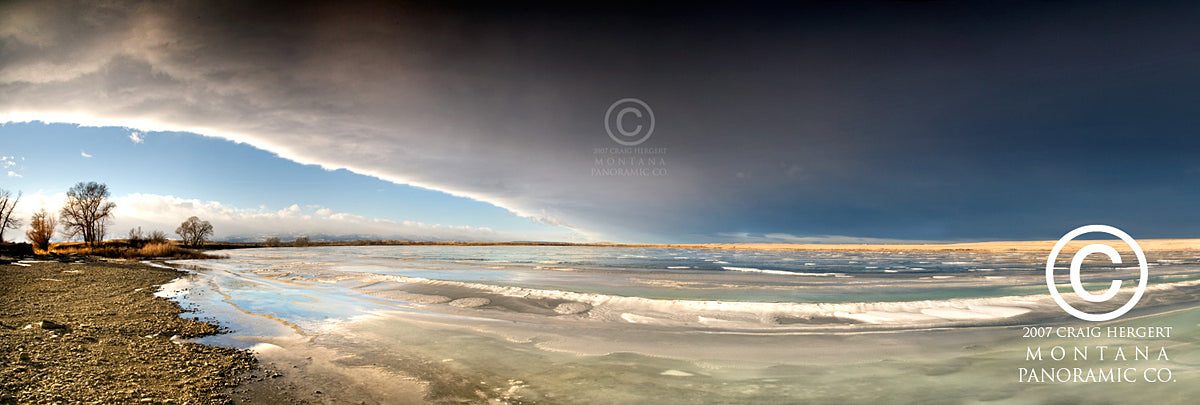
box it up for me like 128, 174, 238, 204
38, 320, 67, 330
0, 261, 257, 404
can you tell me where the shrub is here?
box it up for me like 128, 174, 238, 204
26, 209, 56, 253
0, 243, 34, 257
128, 226, 146, 247
148, 230, 169, 244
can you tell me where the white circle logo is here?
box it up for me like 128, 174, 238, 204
1045, 225, 1148, 322
604, 98, 655, 146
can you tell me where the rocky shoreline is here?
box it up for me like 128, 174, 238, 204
0, 259, 256, 404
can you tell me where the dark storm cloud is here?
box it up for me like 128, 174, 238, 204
4, 0, 1200, 241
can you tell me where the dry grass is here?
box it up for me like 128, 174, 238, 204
50, 241, 220, 260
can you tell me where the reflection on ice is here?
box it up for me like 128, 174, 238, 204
159, 246, 1200, 403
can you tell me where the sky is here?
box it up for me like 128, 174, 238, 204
3, 0, 1200, 243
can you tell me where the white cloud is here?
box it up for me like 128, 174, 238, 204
6, 192, 546, 243
109, 193, 520, 241
128, 131, 143, 144
7, 190, 69, 233
3, 156, 23, 178
80, 150, 92, 158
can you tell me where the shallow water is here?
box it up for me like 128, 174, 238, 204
160, 246, 1200, 403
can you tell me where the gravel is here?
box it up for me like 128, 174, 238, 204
0, 260, 256, 404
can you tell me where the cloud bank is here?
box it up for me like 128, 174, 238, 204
5, 1, 1200, 241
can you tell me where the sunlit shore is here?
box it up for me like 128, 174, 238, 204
668, 238, 1200, 252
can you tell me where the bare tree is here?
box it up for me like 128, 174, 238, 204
0, 188, 22, 243
175, 216, 214, 247
293, 236, 310, 247
26, 209, 56, 252
60, 182, 117, 246
263, 237, 281, 247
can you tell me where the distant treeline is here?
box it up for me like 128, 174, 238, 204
203, 239, 596, 250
